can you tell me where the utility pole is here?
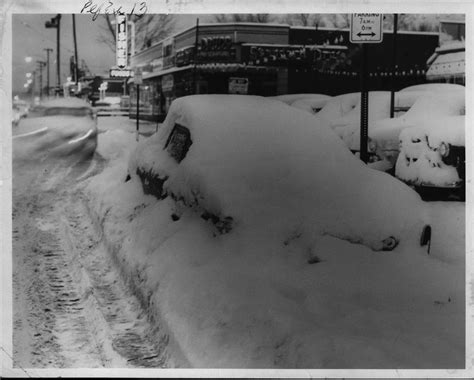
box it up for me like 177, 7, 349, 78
44, 48, 53, 97
46, 14, 61, 93
37, 61, 46, 100
72, 14, 79, 84
389, 14, 399, 118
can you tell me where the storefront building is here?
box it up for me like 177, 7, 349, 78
129, 22, 439, 121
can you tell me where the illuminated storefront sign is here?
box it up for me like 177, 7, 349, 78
116, 15, 128, 69
110, 68, 133, 78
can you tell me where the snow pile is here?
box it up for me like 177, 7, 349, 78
84, 97, 465, 368
395, 116, 464, 187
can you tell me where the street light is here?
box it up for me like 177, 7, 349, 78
26, 72, 32, 78
25, 56, 33, 63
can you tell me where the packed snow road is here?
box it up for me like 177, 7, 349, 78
12, 118, 176, 368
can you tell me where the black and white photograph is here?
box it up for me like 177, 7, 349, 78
1, 0, 471, 377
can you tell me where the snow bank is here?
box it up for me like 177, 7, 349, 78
84, 104, 465, 368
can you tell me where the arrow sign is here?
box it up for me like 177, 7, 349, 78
350, 14, 383, 43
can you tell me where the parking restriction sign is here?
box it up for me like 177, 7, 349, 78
350, 14, 383, 43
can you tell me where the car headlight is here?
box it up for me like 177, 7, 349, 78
368, 138, 377, 152
439, 142, 450, 157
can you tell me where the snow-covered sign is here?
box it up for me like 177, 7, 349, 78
350, 14, 383, 43
116, 15, 128, 69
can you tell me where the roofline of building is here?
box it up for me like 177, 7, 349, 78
133, 21, 440, 60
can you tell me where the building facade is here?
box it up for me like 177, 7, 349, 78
129, 22, 439, 121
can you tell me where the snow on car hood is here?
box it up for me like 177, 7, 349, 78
130, 95, 426, 251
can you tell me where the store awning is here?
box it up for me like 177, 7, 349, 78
128, 65, 194, 84
426, 50, 465, 80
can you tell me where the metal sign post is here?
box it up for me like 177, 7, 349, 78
350, 14, 383, 164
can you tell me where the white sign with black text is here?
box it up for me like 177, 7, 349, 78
350, 14, 383, 43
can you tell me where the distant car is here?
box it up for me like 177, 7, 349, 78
13, 99, 30, 119
12, 106, 21, 127
13, 97, 98, 160
396, 115, 465, 200
370, 90, 465, 170
128, 95, 429, 253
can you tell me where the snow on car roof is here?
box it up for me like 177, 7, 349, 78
405, 115, 465, 147
39, 97, 92, 108
131, 95, 425, 251
270, 93, 332, 105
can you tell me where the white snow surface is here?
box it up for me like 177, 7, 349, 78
290, 97, 332, 114
84, 101, 465, 368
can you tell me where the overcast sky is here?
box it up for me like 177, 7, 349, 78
12, 14, 202, 93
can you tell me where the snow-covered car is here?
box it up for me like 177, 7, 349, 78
13, 97, 98, 160
314, 92, 361, 129
370, 90, 465, 169
396, 115, 465, 200
129, 95, 430, 253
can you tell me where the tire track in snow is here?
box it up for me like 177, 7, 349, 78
13, 155, 169, 368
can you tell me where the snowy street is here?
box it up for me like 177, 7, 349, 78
12, 113, 465, 369
12, 118, 182, 368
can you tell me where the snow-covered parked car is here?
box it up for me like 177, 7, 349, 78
396, 115, 465, 200
370, 90, 465, 170
128, 95, 429, 253
13, 97, 98, 160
